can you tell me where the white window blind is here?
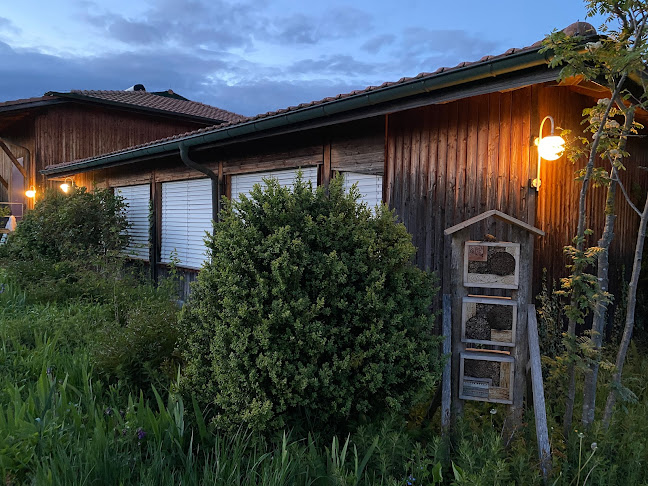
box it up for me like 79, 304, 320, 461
342, 172, 383, 209
116, 184, 150, 260
230, 167, 318, 203
161, 178, 212, 269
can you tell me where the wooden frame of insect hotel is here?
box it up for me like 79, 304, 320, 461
442, 210, 545, 428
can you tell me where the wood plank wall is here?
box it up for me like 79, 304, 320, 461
386, 88, 536, 294
386, 84, 648, 296
34, 104, 205, 187
536, 85, 648, 291
56, 86, 648, 299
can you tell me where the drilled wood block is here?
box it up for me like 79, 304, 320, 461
461, 296, 517, 347
459, 350, 514, 404
464, 242, 520, 289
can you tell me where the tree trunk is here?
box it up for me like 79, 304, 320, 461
581, 180, 616, 427
581, 107, 635, 427
602, 192, 648, 428
563, 80, 624, 438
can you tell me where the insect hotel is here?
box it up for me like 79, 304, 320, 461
443, 210, 545, 421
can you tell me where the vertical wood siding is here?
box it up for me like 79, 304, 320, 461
34, 104, 203, 187
386, 84, 648, 295
536, 86, 648, 290
386, 88, 536, 294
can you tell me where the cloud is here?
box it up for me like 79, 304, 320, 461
0, 39, 370, 117
393, 27, 499, 71
82, 0, 259, 50
287, 55, 378, 77
0, 16, 20, 35
361, 34, 395, 54
264, 7, 372, 45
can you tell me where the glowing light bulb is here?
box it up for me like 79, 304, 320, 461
537, 135, 565, 161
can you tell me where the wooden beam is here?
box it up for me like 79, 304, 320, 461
0, 173, 8, 189
322, 141, 331, 188
0, 140, 27, 179
528, 304, 552, 480
444, 209, 545, 237
441, 294, 452, 432
450, 229, 470, 422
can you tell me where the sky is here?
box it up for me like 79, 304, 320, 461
0, 0, 606, 117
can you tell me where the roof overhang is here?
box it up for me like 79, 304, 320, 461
43, 45, 557, 177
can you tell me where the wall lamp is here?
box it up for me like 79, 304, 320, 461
532, 115, 565, 190
60, 177, 74, 193
25, 185, 36, 199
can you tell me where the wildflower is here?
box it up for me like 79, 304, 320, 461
490, 408, 497, 415
406, 475, 416, 486
591, 442, 598, 451
578, 432, 585, 439
136, 428, 146, 440
122, 428, 128, 436
0, 283, 5, 293
105, 407, 113, 416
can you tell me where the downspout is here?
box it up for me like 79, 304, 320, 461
179, 143, 220, 224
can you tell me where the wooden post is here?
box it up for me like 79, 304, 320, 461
507, 228, 532, 438
150, 180, 162, 283
217, 160, 224, 221
442, 293, 452, 431
322, 141, 332, 189
450, 229, 470, 420
528, 304, 552, 481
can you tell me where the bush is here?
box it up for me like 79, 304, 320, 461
180, 175, 441, 434
0, 186, 129, 301
93, 282, 180, 392
2, 186, 128, 262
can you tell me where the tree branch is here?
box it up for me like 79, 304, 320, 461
612, 168, 642, 216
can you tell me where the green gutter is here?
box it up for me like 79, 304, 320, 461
43, 46, 551, 176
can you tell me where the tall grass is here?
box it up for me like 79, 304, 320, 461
1, 268, 648, 485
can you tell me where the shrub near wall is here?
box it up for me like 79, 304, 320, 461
180, 175, 441, 434
0, 186, 129, 301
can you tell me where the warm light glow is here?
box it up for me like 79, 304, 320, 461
537, 135, 565, 161
25, 186, 36, 198
532, 115, 566, 191
60, 177, 73, 193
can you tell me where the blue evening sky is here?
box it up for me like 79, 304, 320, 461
0, 1, 605, 116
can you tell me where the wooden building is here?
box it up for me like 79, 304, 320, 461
0, 86, 244, 218
41, 23, 648, 300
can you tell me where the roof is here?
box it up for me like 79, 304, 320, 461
444, 210, 545, 237
0, 96, 64, 113
46, 90, 246, 124
42, 22, 597, 177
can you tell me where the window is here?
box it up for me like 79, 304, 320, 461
116, 184, 150, 260
230, 167, 318, 203
161, 178, 212, 269
341, 172, 383, 209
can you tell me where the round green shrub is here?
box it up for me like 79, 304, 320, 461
180, 175, 441, 433
2, 186, 128, 262
0, 186, 130, 299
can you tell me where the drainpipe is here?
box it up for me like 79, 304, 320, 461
178, 143, 220, 224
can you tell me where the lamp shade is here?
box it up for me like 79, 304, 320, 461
537, 135, 565, 161
25, 187, 36, 198
60, 183, 70, 193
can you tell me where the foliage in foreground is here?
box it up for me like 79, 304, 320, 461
180, 175, 441, 434
0, 186, 130, 302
